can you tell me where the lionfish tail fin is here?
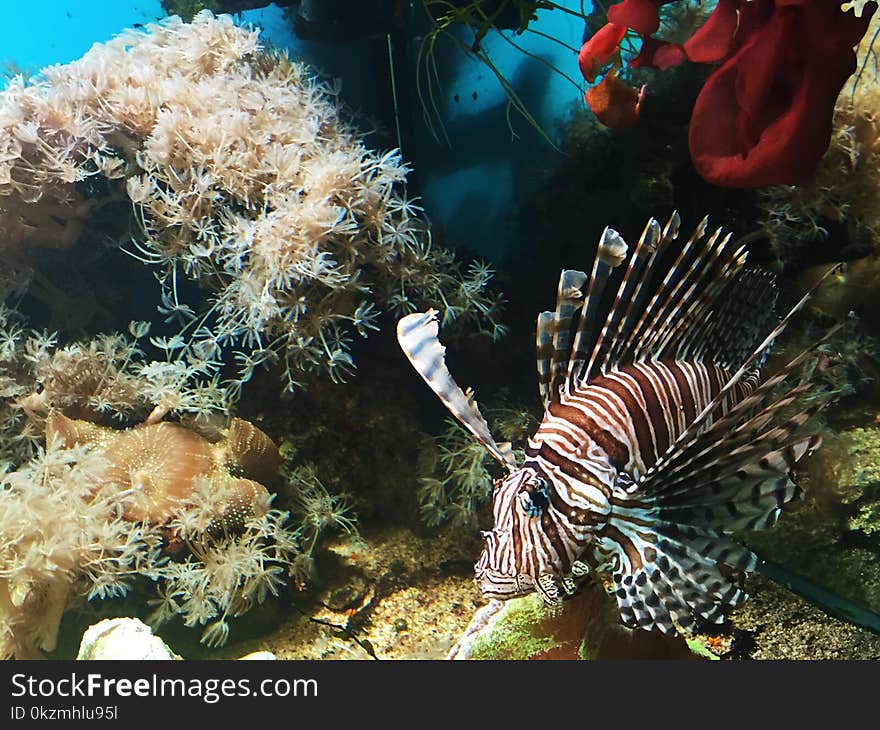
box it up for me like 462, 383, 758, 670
397, 310, 516, 470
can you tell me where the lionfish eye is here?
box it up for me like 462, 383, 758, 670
517, 477, 550, 517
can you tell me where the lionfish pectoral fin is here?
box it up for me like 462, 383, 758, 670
601, 423, 821, 635
596, 502, 757, 635
397, 310, 516, 471
605, 340, 834, 635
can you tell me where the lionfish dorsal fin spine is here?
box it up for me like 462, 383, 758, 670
547, 269, 589, 403
396, 310, 516, 470
536, 311, 554, 403
566, 226, 628, 384
607, 210, 680, 365
627, 215, 708, 363
641, 268, 840, 486
603, 218, 664, 368
643, 319, 842, 487
631, 224, 713, 362
649, 234, 740, 361
687, 259, 772, 364
588, 217, 661, 375
666, 244, 747, 362
662, 209, 681, 240
564, 215, 781, 388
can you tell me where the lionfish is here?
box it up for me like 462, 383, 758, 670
397, 213, 838, 635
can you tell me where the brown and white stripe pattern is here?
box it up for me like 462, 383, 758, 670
552, 361, 758, 475
397, 309, 515, 470
399, 213, 838, 636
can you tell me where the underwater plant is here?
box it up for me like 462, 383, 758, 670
0, 410, 361, 657
15, 323, 228, 428
578, 0, 878, 187
0, 304, 52, 469
0, 12, 504, 396
415, 0, 591, 144
418, 405, 537, 527
423, 0, 555, 50
283, 463, 360, 583
0, 415, 294, 658
399, 213, 840, 636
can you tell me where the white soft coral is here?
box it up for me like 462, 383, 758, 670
0, 11, 504, 392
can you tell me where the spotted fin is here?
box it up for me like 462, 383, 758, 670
584, 248, 841, 634
596, 414, 822, 635
397, 310, 516, 470
594, 513, 756, 634
594, 313, 841, 635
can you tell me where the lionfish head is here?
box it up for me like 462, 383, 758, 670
475, 467, 570, 600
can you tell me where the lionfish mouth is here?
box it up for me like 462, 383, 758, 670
474, 567, 535, 600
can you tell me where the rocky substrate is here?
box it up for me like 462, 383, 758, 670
199, 523, 487, 660
727, 575, 880, 659
179, 522, 880, 661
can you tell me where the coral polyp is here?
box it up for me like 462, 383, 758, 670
45, 413, 277, 525
0, 305, 360, 657
0, 11, 504, 394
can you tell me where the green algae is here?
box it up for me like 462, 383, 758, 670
744, 423, 880, 615
467, 595, 559, 660
464, 587, 704, 660
838, 427, 880, 499
849, 497, 880, 535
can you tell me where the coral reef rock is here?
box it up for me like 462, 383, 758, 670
77, 617, 181, 660
76, 617, 277, 659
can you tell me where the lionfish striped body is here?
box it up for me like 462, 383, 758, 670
398, 213, 835, 635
